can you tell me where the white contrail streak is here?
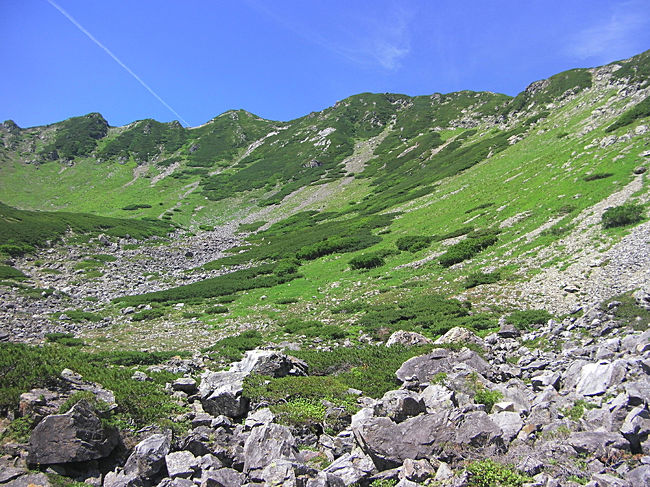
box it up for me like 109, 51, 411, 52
46, 0, 190, 126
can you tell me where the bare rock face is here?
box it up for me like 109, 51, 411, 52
243, 423, 300, 482
27, 400, 119, 465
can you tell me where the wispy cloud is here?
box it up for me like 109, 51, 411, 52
244, 0, 413, 70
567, 1, 650, 61
45, 0, 190, 126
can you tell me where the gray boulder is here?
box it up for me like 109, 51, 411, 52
305, 472, 346, 487
27, 400, 119, 465
323, 450, 376, 486
199, 468, 245, 487
621, 406, 650, 453
231, 350, 308, 377
489, 411, 523, 443
243, 423, 299, 482
172, 377, 198, 394
165, 450, 200, 479
575, 360, 626, 396
199, 370, 249, 418
3, 472, 52, 487
123, 433, 171, 479
353, 413, 454, 470
420, 384, 456, 412
385, 330, 433, 347
376, 390, 426, 423
627, 464, 650, 485
395, 349, 453, 384
261, 460, 318, 486
398, 458, 437, 483
454, 411, 504, 450
567, 431, 630, 457
434, 326, 484, 348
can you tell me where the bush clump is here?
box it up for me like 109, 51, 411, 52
466, 459, 531, 487
602, 203, 644, 228
349, 253, 384, 270
439, 232, 499, 267
464, 271, 501, 289
201, 330, 263, 363
506, 309, 553, 330
396, 236, 433, 252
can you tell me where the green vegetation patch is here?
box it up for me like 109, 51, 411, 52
0, 264, 27, 279
115, 263, 297, 306
0, 343, 185, 427
354, 294, 496, 339
396, 235, 433, 252
602, 203, 645, 228
506, 309, 553, 330
439, 230, 499, 267
466, 459, 531, 487
464, 270, 501, 289
290, 344, 435, 398
122, 204, 153, 211
604, 291, 650, 331
0, 202, 172, 257
606, 95, 650, 132
201, 330, 264, 363
41, 113, 108, 160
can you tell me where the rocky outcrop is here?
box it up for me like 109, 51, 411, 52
27, 400, 119, 465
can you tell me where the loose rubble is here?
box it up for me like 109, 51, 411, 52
2, 304, 650, 486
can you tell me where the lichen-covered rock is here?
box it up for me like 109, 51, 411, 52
243, 423, 299, 482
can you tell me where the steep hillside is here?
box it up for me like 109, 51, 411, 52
1, 50, 650, 487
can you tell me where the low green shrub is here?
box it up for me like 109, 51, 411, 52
583, 172, 613, 181
349, 253, 384, 270
464, 271, 501, 289
204, 305, 229, 314
506, 309, 553, 330
466, 459, 531, 487
0, 264, 27, 279
602, 203, 644, 228
396, 236, 433, 252
202, 330, 263, 362
0, 343, 183, 427
131, 309, 165, 321
45, 332, 84, 346
439, 232, 498, 267
122, 204, 152, 210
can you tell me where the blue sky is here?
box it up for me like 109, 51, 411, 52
1, 0, 649, 128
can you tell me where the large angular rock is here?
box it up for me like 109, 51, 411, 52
199, 370, 249, 418
434, 326, 484, 348
575, 360, 626, 396
231, 350, 308, 377
376, 389, 426, 423
353, 413, 454, 470
123, 433, 171, 479
243, 423, 299, 482
261, 459, 319, 486
166, 450, 200, 479
323, 450, 376, 486
395, 349, 453, 384
489, 411, 523, 443
305, 472, 346, 487
27, 400, 119, 465
199, 468, 245, 487
3, 472, 52, 487
621, 406, 650, 453
420, 384, 455, 412
454, 411, 504, 450
567, 431, 630, 457
385, 330, 433, 347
